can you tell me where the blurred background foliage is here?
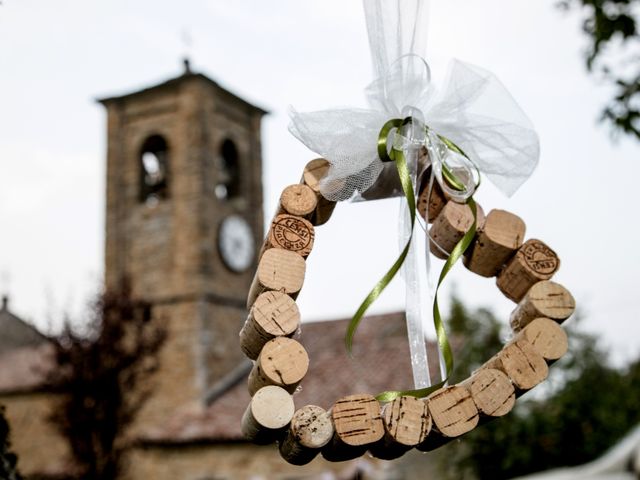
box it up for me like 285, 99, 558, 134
436, 293, 640, 480
0, 406, 22, 480
560, 0, 640, 140
46, 283, 166, 480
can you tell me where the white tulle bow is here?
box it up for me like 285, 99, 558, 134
288, 0, 540, 390
289, 0, 539, 201
290, 54, 539, 201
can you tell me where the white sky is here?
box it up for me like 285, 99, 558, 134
0, 1, 638, 362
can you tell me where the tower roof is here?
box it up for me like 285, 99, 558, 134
0, 295, 48, 354
97, 64, 268, 115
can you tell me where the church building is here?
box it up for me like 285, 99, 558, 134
0, 64, 430, 479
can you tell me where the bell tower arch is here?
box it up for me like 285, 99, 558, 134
98, 63, 266, 427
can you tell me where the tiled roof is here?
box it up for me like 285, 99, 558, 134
0, 343, 55, 394
137, 311, 441, 444
0, 296, 49, 354
97, 71, 268, 114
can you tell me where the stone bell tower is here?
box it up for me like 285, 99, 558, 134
98, 61, 265, 426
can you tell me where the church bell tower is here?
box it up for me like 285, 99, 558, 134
98, 62, 265, 425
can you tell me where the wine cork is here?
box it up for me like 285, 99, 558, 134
332, 394, 384, 446
510, 280, 575, 332
279, 405, 334, 465
417, 177, 448, 223
278, 184, 318, 220
369, 396, 431, 460
417, 386, 479, 452
497, 239, 560, 302
429, 201, 485, 259
241, 385, 295, 445
247, 337, 309, 395
267, 214, 315, 258
484, 338, 548, 393
246, 248, 306, 308
426, 385, 479, 437
239, 291, 300, 360
464, 209, 526, 277
322, 394, 384, 462
358, 161, 403, 201
515, 317, 568, 362
301, 158, 337, 226
460, 368, 515, 418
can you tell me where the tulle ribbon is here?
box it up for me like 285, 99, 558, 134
351, 116, 481, 401
288, 0, 540, 399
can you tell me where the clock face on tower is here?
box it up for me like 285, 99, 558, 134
218, 215, 255, 272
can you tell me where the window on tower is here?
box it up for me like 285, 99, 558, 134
139, 134, 169, 205
215, 139, 240, 200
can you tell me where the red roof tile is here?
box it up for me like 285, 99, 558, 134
138, 311, 442, 444
0, 343, 55, 394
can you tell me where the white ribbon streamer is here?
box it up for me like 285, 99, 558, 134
400, 144, 431, 389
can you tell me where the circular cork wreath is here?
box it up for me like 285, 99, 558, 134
238, 158, 576, 465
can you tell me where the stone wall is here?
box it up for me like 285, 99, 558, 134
1, 392, 74, 478
129, 302, 203, 434
103, 75, 264, 304
103, 73, 265, 438
123, 443, 398, 480
129, 301, 246, 437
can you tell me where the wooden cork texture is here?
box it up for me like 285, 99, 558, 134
279, 405, 334, 465
516, 317, 568, 362
241, 385, 295, 445
417, 176, 448, 223
485, 338, 549, 392
301, 158, 337, 226
331, 394, 384, 446
510, 280, 575, 332
464, 209, 526, 277
268, 214, 315, 258
427, 385, 479, 437
278, 184, 318, 220
417, 386, 478, 452
382, 396, 431, 446
497, 239, 560, 302
239, 163, 574, 459
246, 248, 306, 308
461, 368, 515, 418
288, 406, 334, 448
247, 337, 309, 395
322, 394, 384, 462
430, 201, 485, 259
239, 291, 300, 360
369, 396, 431, 460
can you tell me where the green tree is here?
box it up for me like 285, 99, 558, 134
439, 294, 640, 480
446, 295, 504, 384
0, 406, 23, 480
560, 0, 640, 140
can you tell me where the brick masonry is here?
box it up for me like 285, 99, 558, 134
3, 392, 74, 478
101, 72, 265, 439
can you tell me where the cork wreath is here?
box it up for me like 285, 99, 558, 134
238, 158, 576, 465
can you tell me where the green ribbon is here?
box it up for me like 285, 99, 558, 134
345, 118, 415, 353
343, 116, 479, 402
376, 197, 477, 402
